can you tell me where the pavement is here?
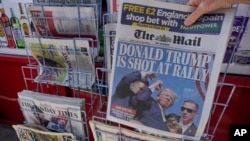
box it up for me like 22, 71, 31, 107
0, 124, 19, 141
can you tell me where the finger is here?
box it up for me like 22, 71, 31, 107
187, 0, 196, 6
184, 8, 204, 26
187, 0, 200, 6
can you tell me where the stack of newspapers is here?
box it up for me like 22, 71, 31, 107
16, 89, 87, 141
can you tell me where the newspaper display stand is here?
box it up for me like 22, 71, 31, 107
19, 0, 102, 141
13, 0, 245, 141
93, 9, 240, 140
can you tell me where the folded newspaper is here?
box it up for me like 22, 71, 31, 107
104, 23, 117, 84
26, 5, 97, 38
89, 120, 179, 141
13, 124, 76, 141
24, 37, 95, 90
106, 0, 235, 140
18, 90, 87, 140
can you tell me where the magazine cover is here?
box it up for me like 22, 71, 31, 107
18, 90, 86, 140
220, 4, 250, 75
222, 16, 249, 64
106, 0, 235, 140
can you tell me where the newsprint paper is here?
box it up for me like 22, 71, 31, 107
24, 37, 95, 90
26, 5, 97, 37
13, 124, 76, 141
18, 90, 86, 140
106, 0, 235, 140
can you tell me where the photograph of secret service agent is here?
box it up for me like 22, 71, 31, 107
111, 71, 156, 114
132, 88, 178, 131
179, 100, 199, 136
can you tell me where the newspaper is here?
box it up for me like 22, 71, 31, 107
89, 120, 180, 141
18, 90, 87, 140
19, 90, 85, 110
89, 120, 120, 141
106, 0, 235, 140
26, 6, 48, 37
104, 23, 117, 84
26, 5, 97, 38
13, 124, 76, 141
24, 37, 95, 90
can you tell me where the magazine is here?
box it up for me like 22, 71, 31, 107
106, 0, 235, 140
222, 16, 249, 64
24, 37, 95, 90
220, 4, 250, 75
18, 90, 87, 140
13, 124, 76, 141
26, 5, 97, 38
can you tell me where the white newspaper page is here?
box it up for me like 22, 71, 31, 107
25, 37, 95, 89
40, 38, 95, 90
24, 37, 69, 85
104, 23, 117, 84
106, 0, 235, 140
26, 5, 97, 37
43, 6, 97, 36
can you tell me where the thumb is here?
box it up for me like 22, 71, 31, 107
184, 8, 204, 26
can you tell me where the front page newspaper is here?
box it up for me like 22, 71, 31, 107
106, 0, 235, 140
18, 90, 86, 140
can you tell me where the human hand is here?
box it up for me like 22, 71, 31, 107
152, 80, 163, 91
184, 0, 233, 26
145, 72, 157, 80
